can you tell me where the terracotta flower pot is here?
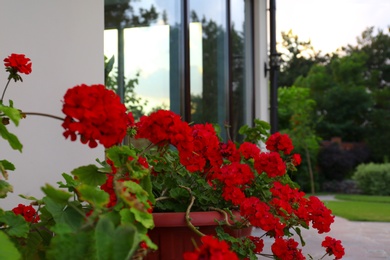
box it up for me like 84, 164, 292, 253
144, 211, 252, 260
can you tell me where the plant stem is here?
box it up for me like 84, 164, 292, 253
1, 78, 11, 102
208, 207, 232, 226
180, 185, 205, 237
23, 112, 65, 121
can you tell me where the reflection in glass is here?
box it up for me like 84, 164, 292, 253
190, 0, 228, 130
104, 0, 182, 117
231, 0, 252, 141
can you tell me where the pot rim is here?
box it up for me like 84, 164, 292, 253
152, 210, 242, 227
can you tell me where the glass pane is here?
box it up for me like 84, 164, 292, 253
104, 0, 182, 117
231, 0, 252, 140
189, 0, 228, 128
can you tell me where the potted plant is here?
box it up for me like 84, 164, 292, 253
0, 53, 345, 260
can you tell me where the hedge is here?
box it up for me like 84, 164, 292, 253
352, 163, 390, 195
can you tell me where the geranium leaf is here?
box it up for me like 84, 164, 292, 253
113, 223, 140, 260
42, 198, 84, 231
47, 224, 95, 260
0, 105, 22, 126
130, 208, 154, 229
0, 180, 13, 198
0, 231, 21, 260
95, 216, 115, 260
42, 184, 72, 203
0, 211, 29, 238
71, 165, 106, 186
0, 123, 22, 151
76, 184, 109, 208
106, 145, 136, 167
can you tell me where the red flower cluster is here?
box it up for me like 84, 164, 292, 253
247, 236, 264, 254
215, 162, 254, 205
62, 84, 131, 148
136, 110, 193, 154
306, 196, 335, 233
266, 132, 294, 155
180, 123, 222, 173
183, 235, 239, 260
240, 197, 285, 237
220, 140, 241, 162
4, 53, 32, 75
238, 142, 261, 160
12, 204, 40, 223
271, 238, 305, 260
254, 152, 286, 178
270, 181, 307, 219
291, 153, 302, 166
322, 236, 345, 259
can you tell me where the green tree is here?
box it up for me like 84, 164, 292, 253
343, 27, 390, 161
278, 86, 320, 193
278, 30, 327, 87
295, 52, 373, 142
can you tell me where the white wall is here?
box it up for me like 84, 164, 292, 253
0, 1, 104, 209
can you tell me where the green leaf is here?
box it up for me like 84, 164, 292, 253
42, 184, 72, 203
130, 208, 154, 229
0, 211, 29, 238
0, 160, 15, 172
139, 175, 155, 204
112, 223, 140, 260
47, 224, 95, 260
42, 197, 84, 231
71, 165, 106, 186
0, 180, 13, 198
106, 145, 136, 167
0, 123, 22, 151
0, 231, 21, 260
0, 105, 22, 126
95, 216, 115, 260
76, 184, 109, 208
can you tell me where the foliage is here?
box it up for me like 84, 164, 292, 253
278, 30, 328, 87
104, 55, 147, 120
292, 27, 390, 161
318, 143, 369, 182
352, 163, 390, 195
0, 53, 345, 259
277, 86, 320, 193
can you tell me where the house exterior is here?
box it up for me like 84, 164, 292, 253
0, 0, 269, 208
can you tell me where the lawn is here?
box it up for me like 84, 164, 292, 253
322, 194, 390, 222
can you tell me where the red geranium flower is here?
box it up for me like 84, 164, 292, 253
4, 53, 32, 75
62, 84, 130, 148
291, 153, 302, 166
322, 236, 345, 259
271, 238, 305, 260
4, 53, 32, 82
266, 132, 294, 155
12, 204, 40, 223
183, 235, 239, 260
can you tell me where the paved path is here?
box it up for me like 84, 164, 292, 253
252, 195, 390, 259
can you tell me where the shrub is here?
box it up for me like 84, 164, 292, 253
317, 143, 369, 181
352, 163, 390, 195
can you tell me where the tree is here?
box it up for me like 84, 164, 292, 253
343, 27, 390, 161
295, 52, 373, 142
278, 86, 320, 193
278, 30, 327, 87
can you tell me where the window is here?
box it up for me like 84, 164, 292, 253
104, 0, 254, 141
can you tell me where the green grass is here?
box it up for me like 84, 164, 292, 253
334, 194, 390, 203
323, 194, 390, 222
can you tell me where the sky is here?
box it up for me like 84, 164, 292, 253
276, 0, 390, 54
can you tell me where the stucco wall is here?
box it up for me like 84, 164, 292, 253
0, 1, 104, 209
